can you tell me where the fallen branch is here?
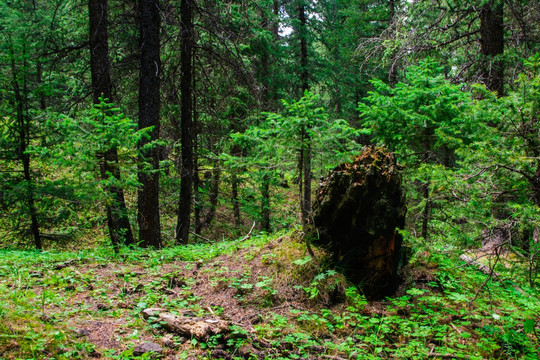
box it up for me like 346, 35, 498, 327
190, 232, 212, 242
459, 254, 501, 280
460, 254, 528, 298
241, 221, 256, 242
142, 308, 230, 341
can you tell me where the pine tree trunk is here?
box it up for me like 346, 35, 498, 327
138, 0, 162, 248
193, 47, 201, 235
261, 174, 271, 232
176, 0, 194, 245
89, 0, 134, 249
421, 126, 431, 240
388, 0, 398, 86
479, 0, 504, 96
272, 0, 280, 37
298, 2, 311, 228
9, 37, 42, 249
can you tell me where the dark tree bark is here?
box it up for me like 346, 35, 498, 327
297, 1, 311, 229
260, 174, 271, 232
192, 46, 202, 234
388, 0, 398, 86
230, 151, 242, 227
420, 125, 432, 240
138, 0, 162, 248
8, 38, 42, 250
231, 175, 241, 226
272, 0, 280, 37
255, 2, 281, 233
36, 60, 47, 110
176, 0, 195, 244
89, 0, 134, 250
479, 0, 504, 96
298, 3, 308, 95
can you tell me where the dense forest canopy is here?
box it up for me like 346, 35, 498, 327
1, 0, 538, 252
1, 1, 540, 359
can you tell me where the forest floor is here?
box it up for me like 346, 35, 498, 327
0, 230, 538, 360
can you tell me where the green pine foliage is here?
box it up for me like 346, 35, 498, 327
0, 1, 539, 358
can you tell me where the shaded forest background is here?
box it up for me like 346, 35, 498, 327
1, 0, 540, 284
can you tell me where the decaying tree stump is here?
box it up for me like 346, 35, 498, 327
309, 147, 406, 299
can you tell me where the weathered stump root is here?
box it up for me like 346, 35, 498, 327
142, 308, 230, 341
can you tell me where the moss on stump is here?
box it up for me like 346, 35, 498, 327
310, 147, 406, 299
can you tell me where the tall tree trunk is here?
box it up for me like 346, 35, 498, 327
421, 125, 431, 240
388, 0, 398, 86
192, 46, 201, 235
89, 0, 134, 250
176, 0, 194, 244
9, 38, 42, 250
231, 172, 241, 227
298, 1, 311, 228
230, 144, 242, 227
479, 0, 504, 96
138, 0, 162, 248
36, 60, 47, 110
260, 173, 271, 232
256, 3, 279, 233
272, 0, 280, 37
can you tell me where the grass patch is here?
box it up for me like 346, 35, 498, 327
0, 230, 538, 359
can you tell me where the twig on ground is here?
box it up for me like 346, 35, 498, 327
241, 221, 256, 241
190, 232, 212, 242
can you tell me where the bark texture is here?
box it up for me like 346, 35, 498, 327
176, 0, 194, 244
297, 1, 311, 228
138, 0, 162, 248
310, 147, 406, 299
142, 308, 230, 341
10, 43, 41, 250
89, 0, 134, 249
479, 0, 504, 96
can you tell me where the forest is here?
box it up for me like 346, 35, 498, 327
0, 0, 539, 359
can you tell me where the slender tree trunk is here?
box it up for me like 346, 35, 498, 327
193, 130, 201, 235
89, 0, 134, 249
22, 152, 41, 250
298, 1, 311, 228
176, 0, 194, 244
138, 0, 162, 248
388, 0, 398, 86
192, 46, 201, 235
17, 87, 41, 250
421, 179, 431, 240
9, 38, 42, 250
421, 125, 431, 240
36, 60, 47, 110
298, 3, 308, 94
231, 172, 241, 226
303, 138, 311, 224
256, 4, 279, 233
479, 0, 504, 96
272, 0, 280, 37
261, 173, 271, 232
230, 144, 242, 227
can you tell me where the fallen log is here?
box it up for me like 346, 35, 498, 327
142, 308, 230, 341
459, 254, 528, 297
459, 254, 501, 279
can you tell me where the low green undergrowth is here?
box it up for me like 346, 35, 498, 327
0, 230, 538, 359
